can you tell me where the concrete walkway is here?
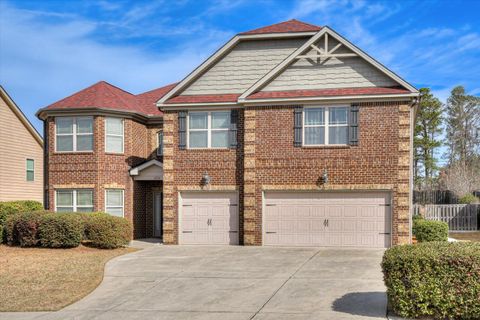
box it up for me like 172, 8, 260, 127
1, 246, 387, 320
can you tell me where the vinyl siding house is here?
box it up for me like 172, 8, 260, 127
38, 20, 418, 247
0, 86, 44, 203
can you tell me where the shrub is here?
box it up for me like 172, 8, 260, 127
38, 213, 83, 248
382, 242, 480, 319
414, 219, 448, 242
459, 193, 480, 204
5, 211, 49, 247
0, 200, 43, 226
84, 214, 132, 249
0, 226, 3, 244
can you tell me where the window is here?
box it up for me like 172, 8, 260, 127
105, 189, 124, 217
303, 107, 348, 145
55, 117, 93, 152
55, 189, 94, 212
105, 118, 124, 153
157, 131, 163, 156
188, 111, 230, 148
26, 159, 34, 181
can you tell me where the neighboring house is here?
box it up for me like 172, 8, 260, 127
38, 20, 418, 247
0, 86, 44, 203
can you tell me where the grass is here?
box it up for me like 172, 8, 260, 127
449, 231, 480, 242
0, 245, 136, 312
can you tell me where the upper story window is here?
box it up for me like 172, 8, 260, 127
303, 107, 348, 146
188, 111, 230, 148
105, 118, 124, 153
157, 131, 163, 156
55, 117, 93, 152
55, 189, 93, 212
26, 159, 34, 181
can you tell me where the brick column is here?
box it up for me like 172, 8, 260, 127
162, 112, 176, 244
395, 103, 412, 245
243, 108, 257, 245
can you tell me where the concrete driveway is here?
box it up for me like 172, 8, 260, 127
3, 246, 387, 320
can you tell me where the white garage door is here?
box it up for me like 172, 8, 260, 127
264, 192, 391, 248
180, 192, 239, 245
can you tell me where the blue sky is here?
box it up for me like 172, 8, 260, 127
1, 0, 479, 135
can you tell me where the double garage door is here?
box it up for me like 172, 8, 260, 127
179, 191, 391, 248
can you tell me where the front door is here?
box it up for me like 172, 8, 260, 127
153, 192, 163, 238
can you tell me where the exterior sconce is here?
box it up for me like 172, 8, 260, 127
201, 171, 211, 186
322, 169, 328, 184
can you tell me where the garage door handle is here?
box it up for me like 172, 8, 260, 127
379, 232, 390, 235
183, 231, 193, 233
266, 232, 276, 234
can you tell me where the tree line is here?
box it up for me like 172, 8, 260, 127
414, 86, 480, 201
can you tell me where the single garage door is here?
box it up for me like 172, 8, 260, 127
180, 192, 239, 245
264, 192, 391, 248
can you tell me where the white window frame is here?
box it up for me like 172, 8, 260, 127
105, 189, 124, 217
187, 111, 230, 149
105, 117, 124, 154
55, 116, 94, 152
303, 106, 349, 146
157, 131, 163, 156
26, 158, 34, 182
55, 189, 94, 212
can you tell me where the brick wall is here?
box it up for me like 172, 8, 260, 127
46, 115, 163, 238
163, 101, 412, 246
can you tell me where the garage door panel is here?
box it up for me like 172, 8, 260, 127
264, 192, 391, 248
180, 192, 239, 245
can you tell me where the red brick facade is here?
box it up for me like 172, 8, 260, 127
45, 115, 163, 238
163, 101, 412, 246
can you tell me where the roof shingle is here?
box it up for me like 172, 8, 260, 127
240, 19, 321, 35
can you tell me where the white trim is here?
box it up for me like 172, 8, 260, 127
239, 27, 418, 101
238, 31, 317, 40
187, 111, 230, 149
129, 159, 163, 176
105, 189, 124, 217
104, 117, 124, 154
158, 36, 241, 104
55, 116, 93, 152
55, 189, 94, 212
302, 106, 349, 146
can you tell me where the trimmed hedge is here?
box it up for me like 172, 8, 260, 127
413, 219, 448, 242
38, 213, 83, 248
0, 200, 43, 244
85, 214, 132, 249
382, 242, 480, 319
5, 211, 49, 247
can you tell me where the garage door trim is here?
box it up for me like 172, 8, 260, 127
178, 190, 240, 245
261, 190, 392, 247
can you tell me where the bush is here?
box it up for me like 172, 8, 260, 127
0, 200, 43, 226
38, 213, 83, 248
459, 193, 480, 204
85, 214, 132, 249
413, 219, 448, 242
0, 226, 3, 244
5, 211, 49, 247
382, 242, 480, 319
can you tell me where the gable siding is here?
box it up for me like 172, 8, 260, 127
261, 36, 398, 92
182, 38, 307, 95
0, 97, 43, 202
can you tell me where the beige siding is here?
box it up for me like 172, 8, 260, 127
182, 38, 307, 95
0, 97, 43, 203
262, 37, 398, 91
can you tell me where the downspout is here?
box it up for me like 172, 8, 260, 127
43, 119, 49, 210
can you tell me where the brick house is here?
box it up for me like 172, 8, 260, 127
37, 20, 418, 247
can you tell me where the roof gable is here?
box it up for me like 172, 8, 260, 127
240, 19, 322, 35
239, 27, 418, 101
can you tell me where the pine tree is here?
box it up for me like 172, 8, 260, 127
414, 88, 443, 189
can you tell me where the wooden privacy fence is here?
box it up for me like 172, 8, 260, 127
413, 204, 480, 231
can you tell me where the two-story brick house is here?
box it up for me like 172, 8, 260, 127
38, 20, 418, 247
